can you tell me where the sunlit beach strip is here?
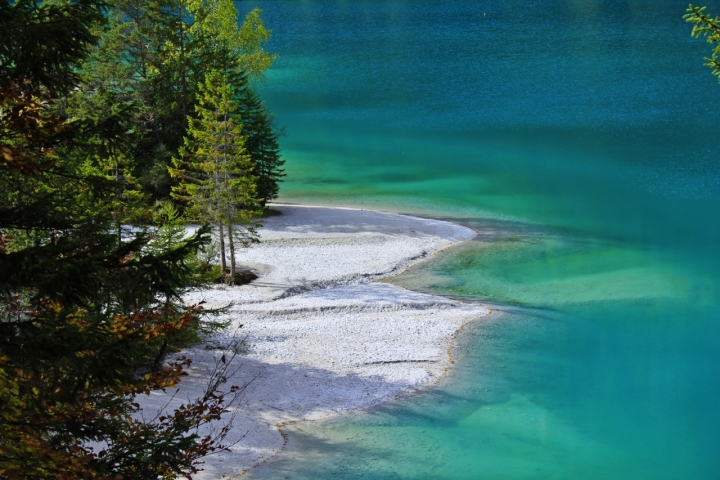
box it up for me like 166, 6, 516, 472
136, 204, 490, 478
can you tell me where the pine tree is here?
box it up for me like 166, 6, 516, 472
74, 0, 278, 202
74, 0, 185, 199
170, 70, 261, 282
0, 0, 106, 95
0, 2, 241, 477
233, 72, 285, 206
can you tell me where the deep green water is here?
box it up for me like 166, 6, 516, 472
245, 1, 720, 478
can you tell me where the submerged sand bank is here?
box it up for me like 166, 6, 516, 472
138, 205, 489, 478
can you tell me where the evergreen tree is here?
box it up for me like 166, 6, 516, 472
0, 0, 106, 95
189, 0, 284, 206
73, 0, 278, 201
0, 1, 240, 477
234, 72, 285, 205
170, 70, 261, 282
75, 0, 187, 198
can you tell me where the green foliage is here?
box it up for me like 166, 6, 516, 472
0, 0, 107, 94
72, 0, 186, 198
151, 201, 221, 289
233, 72, 285, 205
170, 70, 262, 279
172, 71, 260, 226
237, 8, 278, 78
685, 5, 720, 81
0, 1, 245, 477
71, 0, 281, 202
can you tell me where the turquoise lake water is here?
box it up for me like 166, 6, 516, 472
245, 1, 720, 478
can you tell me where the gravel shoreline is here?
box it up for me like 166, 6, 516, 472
137, 205, 490, 478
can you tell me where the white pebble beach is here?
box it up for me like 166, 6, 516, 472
137, 204, 490, 478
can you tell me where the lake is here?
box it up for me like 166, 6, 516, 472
245, 1, 720, 478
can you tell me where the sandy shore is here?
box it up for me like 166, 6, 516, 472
137, 205, 489, 478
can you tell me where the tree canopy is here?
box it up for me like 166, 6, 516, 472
0, 0, 280, 476
73, 0, 283, 201
170, 69, 262, 281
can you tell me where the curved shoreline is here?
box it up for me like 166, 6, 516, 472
258, 308, 490, 477
137, 204, 490, 479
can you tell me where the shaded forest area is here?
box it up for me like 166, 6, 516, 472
0, 0, 283, 477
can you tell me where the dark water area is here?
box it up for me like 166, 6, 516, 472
242, 0, 720, 477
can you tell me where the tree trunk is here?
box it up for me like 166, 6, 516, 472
218, 223, 227, 272
227, 220, 236, 280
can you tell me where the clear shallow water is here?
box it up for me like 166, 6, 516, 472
244, 0, 720, 478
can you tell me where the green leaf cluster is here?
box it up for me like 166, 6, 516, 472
686, 4, 720, 81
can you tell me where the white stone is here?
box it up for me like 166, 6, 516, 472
136, 205, 489, 479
